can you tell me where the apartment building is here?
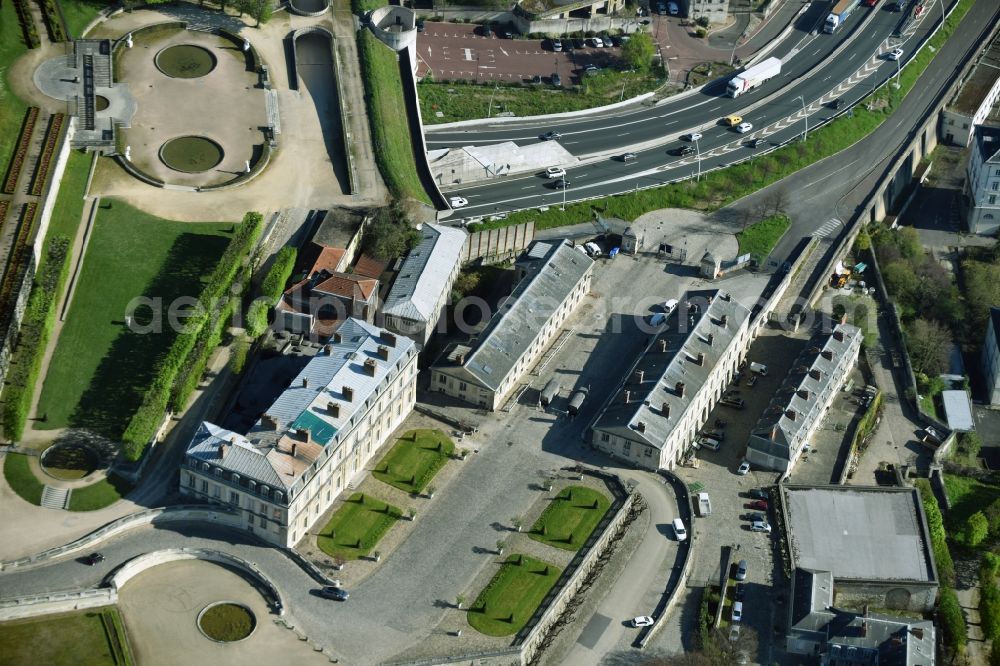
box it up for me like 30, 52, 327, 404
983, 307, 1000, 406
965, 125, 1000, 235
180, 318, 418, 547
430, 239, 593, 410
942, 35, 1000, 146
591, 290, 752, 471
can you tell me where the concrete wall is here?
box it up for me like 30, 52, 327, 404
0, 588, 117, 622
462, 222, 536, 264
834, 580, 938, 614
370, 6, 418, 53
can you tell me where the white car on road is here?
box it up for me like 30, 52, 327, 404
886, 48, 904, 60
545, 166, 566, 179
449, 196, 469, 208
631, 615, 654, 627
684, 132, 702, 141
736, 122, 753, 133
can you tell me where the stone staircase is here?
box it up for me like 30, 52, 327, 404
40, 485, 69, 510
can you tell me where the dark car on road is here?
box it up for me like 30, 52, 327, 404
541, 130, 562, 140
619, 152, 637, 162
671, 145, 695, 156
552, 179, 571, 189
85, 552, 105, 566
319, 586, 349, 601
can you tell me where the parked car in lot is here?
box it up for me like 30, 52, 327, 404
589, 37, 604, 47
545, 166, 566, 178
748, 488, 769, 500
319, 585, 350, 601
416, 19, 425, 32
736, 460, 751, 475
503, 29, 514, 38
751, 520, 772, 533
631, 615, 654, 627
668, 1, 679, 14
732, 601, 743, 622
573, 38, 585, 49
479, 23, 492, 37
532, 74, 542, 84
735, 559, 748, 581
721, 397, 745, 409
671, 145, 695, 156
747, 512, 765, 523
747, 374, 758, 386
750, 499, 769, 511
552, 38, 563, 51
552, 73, 562, 86
735, 582, 746, 601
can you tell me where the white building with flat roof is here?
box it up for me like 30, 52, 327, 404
180, 318, 417, 547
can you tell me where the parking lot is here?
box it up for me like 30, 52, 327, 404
415, 22, 635, 86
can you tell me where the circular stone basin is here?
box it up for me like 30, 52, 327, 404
95, 95, 110, 112
159, 136, 224, 173
198, 602, 256, 642
155, 44, 217, 79
40, 443, 99, 480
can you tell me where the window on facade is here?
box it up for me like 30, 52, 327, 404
187, 474, 196, 487
623, 441, 631, 454
201, 480, 208, 493
273, 509, 282, 520
601, 433, 610, 442
230, 491, 239, 505
991, 195, 997, 205
213, 486, 221, 498
459, 382, 467, 391
993, 181, 999, 191
213, 468, 221, 477
645, 447, 653, 457
248, 514, 255, 526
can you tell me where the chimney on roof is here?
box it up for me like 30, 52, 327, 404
798, 389, 810, 400
637, 421, 646, 433
343, 385, 354, 402
377, 345, 390, 361
697, 352, 705, 366
624, 389, 632, 404
302, 377, 309, 388
661, 402, 670, 418
911, 627, 924, 640
327, 401, 340, 417
658, 338, 667, 352
634, 369, 645, 383
218, 443, 226, 459
770, 424, 779, 440
323, 344, 332, 354
293, 428, 311, 443
821, 350, 833, 361
262, 414, 280, 430
834, 329, 845, 342
291, 442, 297, 457
383, 331, 397, 347
675, 381, 685, 398
785, 409, 796, 421
364, 358, 378, 376
456, 352, 466, 365
721, 292, 731, 301
720, 314, 728, 327
333, 331, 343, 343
706, 333, 714, 346
809, 369, 821, 381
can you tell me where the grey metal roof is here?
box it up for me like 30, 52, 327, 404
433, 239, 592, 391
747, 324, 861, 462
591, 290, 751, 449
783, 486, 936, 583
382, 223, 466, 324
185, 318, 415, 489
941, 390, 975, 431
976, 124, 1000, 162
791, 607, 935, 666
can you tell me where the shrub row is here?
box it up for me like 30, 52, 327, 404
939, 586, 967, 656
30, 113, 65, 196
121, 213, 264, 460
3, 107, 40, 195
39, 0, 67, 42
260, 246, 297, 303
12, 0, 40, 48
1, 237, 70, 440
982, 553, 1000, 643
0, 203, 40, 335
915, 479, 954, 585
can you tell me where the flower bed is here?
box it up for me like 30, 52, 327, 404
39, 0, 67, 42
3, 107, 39, 195
13, 0, 40, 48
0, 202, 39, 337
31, 113, 64, 196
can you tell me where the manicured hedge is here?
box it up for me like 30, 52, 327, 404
981, 553, 1000, 643
30, 113, 64, 196
939, 586, 966, 655
3, 107, 39, 195
121, 213, 263, 459
12, 0, 40, 48
261, 246, 296, 303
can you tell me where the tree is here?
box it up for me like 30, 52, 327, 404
906, 318, 951, 376
250, 0, 273, 26
896, 226, 923, 259
363, 202, 421, 261
881, 261, 919, 303
855, 228, 871, 252
965, 512, 989, 548
621, 32, 655, 71
961, 260, 1000, 341
451, 270, 481, 300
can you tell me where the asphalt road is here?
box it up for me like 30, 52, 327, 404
427, 1, 947, 219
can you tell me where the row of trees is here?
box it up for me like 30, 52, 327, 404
122, 212, 263, 459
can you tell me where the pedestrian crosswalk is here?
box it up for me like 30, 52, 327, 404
812, 218, 842, 238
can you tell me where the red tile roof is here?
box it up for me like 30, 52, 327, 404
313, 273, 377, 301
352, 254, 388, 280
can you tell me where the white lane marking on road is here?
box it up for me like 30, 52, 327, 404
802, 159, 858, 189
499, 46, 509, 56
463, 48, 473, 61
426, 46, 433, 58
812, 218, 842, 238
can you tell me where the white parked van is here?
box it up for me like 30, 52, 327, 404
672, 518, 687, 541
584, 241, 602, 257
749, 362, 768, 376
698, 436, 721, 451
697, 492, 712, 516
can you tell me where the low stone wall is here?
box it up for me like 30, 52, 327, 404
462, 222, 535, 265
0, 588, 117, 622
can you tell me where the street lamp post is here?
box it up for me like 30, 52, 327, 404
795, 95, 808, 142
620, 72, 631, 102
561, 181, 567, 211
695, 138, 701, 182
488, 81, 500, 117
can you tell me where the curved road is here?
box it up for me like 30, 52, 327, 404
427, 1, 947, 219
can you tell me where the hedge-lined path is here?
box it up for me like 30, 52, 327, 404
957, 585, 990, 665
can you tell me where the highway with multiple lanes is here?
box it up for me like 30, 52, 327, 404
426, 0, 944, 219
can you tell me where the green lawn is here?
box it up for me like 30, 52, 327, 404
0, 609, 133, 666
528, 485, 611, 551
0, 0, 30, 186
736, 214, 791, 260
467, 554, 561, 636
67, 473, 133, 511
316, 492, 402, 559
419, 69, 665, 125
359, 30, 432, 205
58, 0, 105, 39
46, 149, 92, 246
34, 200, 231, 439
943, 474, 1000, 528
372, 428, 454, 494
3, 453, 44, 505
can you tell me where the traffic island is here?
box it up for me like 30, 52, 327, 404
197, 602, 256, 643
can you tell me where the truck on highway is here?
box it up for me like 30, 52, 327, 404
726, 57, 782, 98
824, 0, 859, 33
